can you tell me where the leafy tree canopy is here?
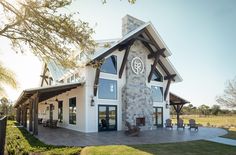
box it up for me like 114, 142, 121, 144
0, 0, 96, 68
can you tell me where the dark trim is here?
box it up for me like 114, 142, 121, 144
158, 59, 170, 76
148, 49, 166, 83
164, 74, 176, 81
164, 79, 171, 100
153, 106, 163, 128
98, 105, 117, 132
93, 67, 101, 96
119, 43, 132, 78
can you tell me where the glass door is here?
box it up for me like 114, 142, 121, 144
153, 107, 163, 127
98, 105, 117, 131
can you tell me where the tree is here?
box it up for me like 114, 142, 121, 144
216, 77, 236, 108
211, 104, 221, 115
0, 0, 96, 68
198, 104, 210, 116
0, 63, 17, 97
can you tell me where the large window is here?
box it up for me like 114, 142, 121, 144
100, 55, 117, 74
69, 97, 76, 125
151, 86, 163, 102
151, 68, 163, 82
58, 101, 63, 123
98, 78, 117, 100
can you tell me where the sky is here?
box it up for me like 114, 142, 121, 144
1, 0, 236, 107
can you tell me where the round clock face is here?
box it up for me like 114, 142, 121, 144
131, 57, 144, 75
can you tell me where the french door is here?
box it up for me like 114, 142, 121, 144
153, 107, 163, 127
98, 105, 117, 131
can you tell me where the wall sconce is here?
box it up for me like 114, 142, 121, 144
166, 103, 169, 109
90, 96, 95, 106
45, 102, 47, 105
55, 98, 59, 102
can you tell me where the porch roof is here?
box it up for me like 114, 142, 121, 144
14, 82, 84, 108
170, 92, 190, 105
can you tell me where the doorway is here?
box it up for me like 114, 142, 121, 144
153, 107, 163, 127
98, 105, 117, 131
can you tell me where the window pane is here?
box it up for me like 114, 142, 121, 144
100, 55, 117, 74
151, 69, 163, 82
69, 97, 76, 124
151, 86, 163, 102
58, 101, 63, 122
98, 79, 117, 100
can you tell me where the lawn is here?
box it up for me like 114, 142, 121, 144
5, 120, 236, 155
81, 141, 236, 155
6, 121, 81, 155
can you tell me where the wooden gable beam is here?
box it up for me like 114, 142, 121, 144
148, 48, 166, 59
158, 59, 170, 76
164, 74, 176, 100
119, 44, 132, 79
148, 48, 166, 83
93, 67, 101, 96
144, 29, 161, 50
40, 64, 47, 86
164, 74, 176, 81
135, 36, 155, 46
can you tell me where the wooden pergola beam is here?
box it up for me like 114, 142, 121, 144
119, 41, 133, 78
93, 67, 101, 96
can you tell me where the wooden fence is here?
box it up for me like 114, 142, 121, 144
0, 116, 7, 155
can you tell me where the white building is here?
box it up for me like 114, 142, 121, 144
15, 15, 189, 135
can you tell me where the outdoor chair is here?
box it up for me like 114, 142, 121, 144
176, 118, 185, 129
165, 119, 173, 129
50, 120, 58, 128
42, 119, 50, 127
125, 121, 140, 136
188, 119, 198, 131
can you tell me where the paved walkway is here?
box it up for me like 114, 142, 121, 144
206, 137, 236, 146
35, 125, 227, 146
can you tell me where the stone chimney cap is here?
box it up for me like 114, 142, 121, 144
122, 14, 145, 36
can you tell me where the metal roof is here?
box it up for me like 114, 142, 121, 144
14, 82, 84, 108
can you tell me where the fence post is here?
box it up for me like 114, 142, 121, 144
0, 116, 7, 155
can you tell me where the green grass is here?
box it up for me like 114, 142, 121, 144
6, 121, 81, 155
81, 141, 236, 155
222, 127, 236, 140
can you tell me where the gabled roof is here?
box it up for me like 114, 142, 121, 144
47, 61, 68, 82
170, 92, 190, 105
90, 22, 182, 82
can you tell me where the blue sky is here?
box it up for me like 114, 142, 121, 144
71, 0, 236, 107
1, 0, 236, 107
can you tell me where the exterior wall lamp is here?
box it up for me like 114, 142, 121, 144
90, 96, 95, 106
165, 101, 169, 109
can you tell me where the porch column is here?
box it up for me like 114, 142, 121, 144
20, 106, 23, 125
16, 108, 20, 123
29, 100, 33, 132
176, 105, 180, 125
33, 93, 39, 135
23, 106, 27, 128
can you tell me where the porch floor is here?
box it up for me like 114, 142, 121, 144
35, 125, 227, 146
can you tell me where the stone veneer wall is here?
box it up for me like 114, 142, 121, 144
122, 41, 153, 130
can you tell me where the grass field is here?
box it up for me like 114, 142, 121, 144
171, 115, 236, 128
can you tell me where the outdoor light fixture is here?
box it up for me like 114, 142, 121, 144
55, 98, 59, 102
166, 103, 169, 109
90, 96, 95, 106
45, 102, 47, 105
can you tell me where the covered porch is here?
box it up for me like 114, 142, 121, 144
14, 82, 84, 135
170, 92, 190, 124
35, 124, 227, 146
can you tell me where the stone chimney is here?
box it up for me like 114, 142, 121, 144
122, 15, 145, 36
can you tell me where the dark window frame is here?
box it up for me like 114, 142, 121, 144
98, 78, 117, 100
151, 85, 163, 102
69, 97, 76, 125
100, 55, 117, 75
151, 67, 163, 82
